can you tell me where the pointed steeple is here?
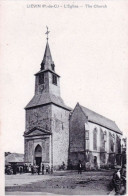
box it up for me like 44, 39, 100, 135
25, 28, 72, 112
41, 27, 55, 71
41, 41, 54, 70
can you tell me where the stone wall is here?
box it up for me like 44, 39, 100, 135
24, 136, 51, 164
48, 72, 60, 97
24, 104, 52, 164
69, 104, 122, 169
24, 103, 70, 168
69, 104, 87, 153
69, 104, 87, 167
24, 139, 34, 163
87, 122, 122, 168
35, 72, 60, 97
51, 105, 70, 169
25, 105, 52, 133
35, 72, 49, 95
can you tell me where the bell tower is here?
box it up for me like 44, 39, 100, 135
35, 40, 60, 97
24, 28, 71, 169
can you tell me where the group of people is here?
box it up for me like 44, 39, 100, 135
5, 164, 28, 175
5, 160, 127, 195
31, 164, 53, 175
110, 164, 126, 195
5, 163, 54, 175
18, 164, 32, 174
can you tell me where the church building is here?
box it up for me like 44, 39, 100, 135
24, 36, 71, 169
69, 103, 122, 169
24, 31, 122, 170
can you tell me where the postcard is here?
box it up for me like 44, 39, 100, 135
1, 0, 128, 195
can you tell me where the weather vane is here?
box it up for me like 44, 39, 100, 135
45, 26, 50, 41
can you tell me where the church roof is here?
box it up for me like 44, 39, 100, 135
35, 69, 60, 77
79, 104, 122, 134
42, 42, 53, 63
25, 93, 71, 111
5, 153, 24, 163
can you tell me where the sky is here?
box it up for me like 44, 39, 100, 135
1, 0, 128, 153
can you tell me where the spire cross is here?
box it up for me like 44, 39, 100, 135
45, 26, 50, 41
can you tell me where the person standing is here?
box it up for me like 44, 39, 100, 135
42, 164, 44, 175
28, 164, 31, 173
78, 160, 82, 174
12, 164, 17, 175
37, 164, 40, 175
48, 165, 50, 174
31, 165, 34, 175
51, 166, 53, 174
113, 165, 121, 195
19, 166, 23, 174
120, 164, 126, 194
62, 162, 65, 170
24, 164, 27, 173
46, 165, 49, 174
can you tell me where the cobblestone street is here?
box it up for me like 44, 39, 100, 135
5, 170, 114, 195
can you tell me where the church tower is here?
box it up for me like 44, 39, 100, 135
24, 29, 71, 169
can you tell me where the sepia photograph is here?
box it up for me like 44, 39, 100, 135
1, 0, 128, 195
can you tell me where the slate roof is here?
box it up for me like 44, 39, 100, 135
25, 93, 71, 111
35, 69, 60, 77
5, 160, 11, 165
42, 41, 53, 65
80, 104, 122, 134
5, 153, 24, 163
40, 41, 55, 71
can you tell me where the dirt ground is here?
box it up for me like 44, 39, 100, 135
5, 170, 114, 195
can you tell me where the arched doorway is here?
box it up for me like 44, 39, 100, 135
35, 144, 42, 166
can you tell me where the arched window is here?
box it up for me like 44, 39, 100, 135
51, 63, 55, 71
41, 62, 45, 70
104, 131, 107, 142
52, 74, 57, 85
39, 73, 44, 84
35, 144, 42, 153
100, 128, 105, 151
116, 135, 121, 154
109, 133, 114, 152
93, 128, 97, 150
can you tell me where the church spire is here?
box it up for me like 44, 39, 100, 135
41, 27, 55, 71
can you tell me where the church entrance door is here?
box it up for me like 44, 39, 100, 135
35, 144, 42, 166
35, 157, 42, 166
